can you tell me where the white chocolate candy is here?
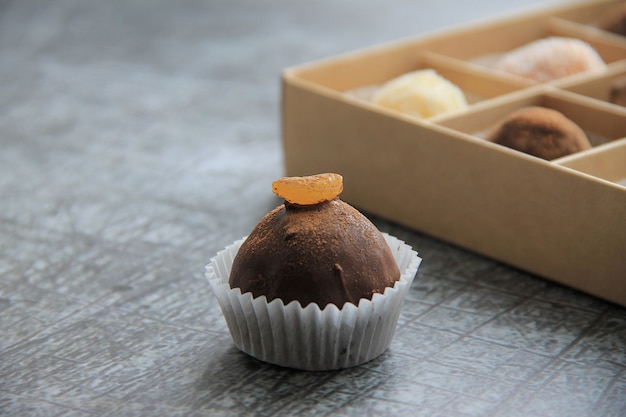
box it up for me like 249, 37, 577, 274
371, 69, 468, 118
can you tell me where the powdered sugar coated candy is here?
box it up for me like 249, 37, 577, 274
272, 173, 343, 205
494, 37, 606, 82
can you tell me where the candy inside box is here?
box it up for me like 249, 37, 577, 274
281, 0, 626, 306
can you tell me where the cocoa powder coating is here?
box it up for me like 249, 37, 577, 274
229, 199, 400, 308
486, 106, 591, 160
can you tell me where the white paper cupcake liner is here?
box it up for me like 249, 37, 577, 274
205, 233, 421, 371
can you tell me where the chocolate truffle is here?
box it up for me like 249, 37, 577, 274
229, 178, 400, 308
598, 4, 626, 37
371, 69, 468, 118
493, 37, 606, 82
609, 75, 626, 107
486, 106, 591, 160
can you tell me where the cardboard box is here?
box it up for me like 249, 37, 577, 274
281, 0, 626, 306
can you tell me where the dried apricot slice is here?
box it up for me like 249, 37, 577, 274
272, 173, 343, 205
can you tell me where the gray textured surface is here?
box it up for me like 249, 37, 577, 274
1, 0, 625, 416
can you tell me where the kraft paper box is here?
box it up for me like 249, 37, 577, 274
281, 0, 626, 306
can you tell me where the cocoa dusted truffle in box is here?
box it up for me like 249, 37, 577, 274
485, 106, 592, 160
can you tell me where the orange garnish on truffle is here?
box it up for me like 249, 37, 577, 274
272, 173, 343, 205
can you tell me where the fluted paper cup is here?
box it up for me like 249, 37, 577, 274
205, 233, 421, 371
